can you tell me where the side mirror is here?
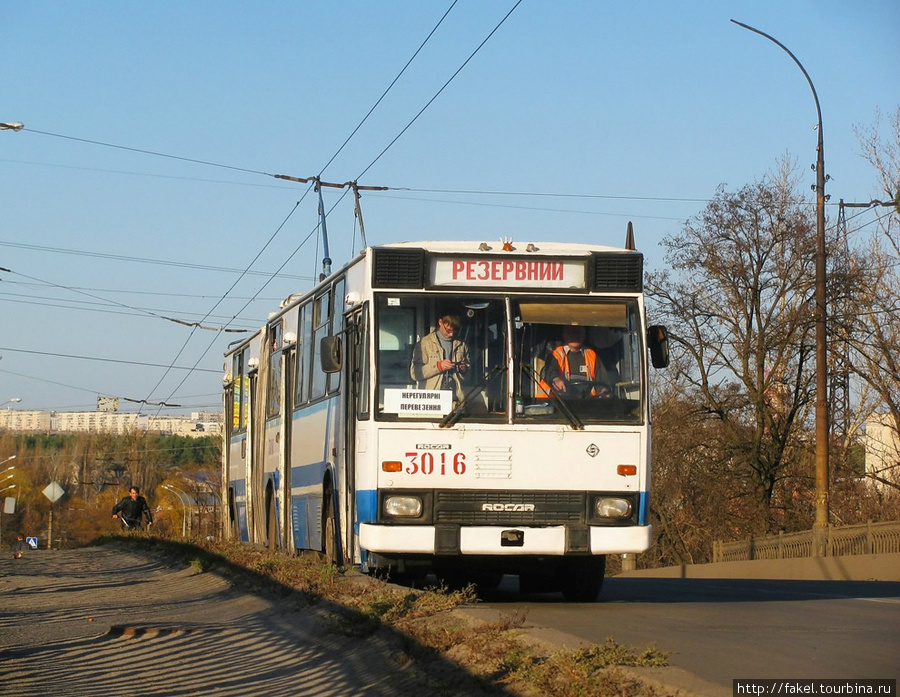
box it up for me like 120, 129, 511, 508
320, 336, 342, 373
647, 325, 669, 369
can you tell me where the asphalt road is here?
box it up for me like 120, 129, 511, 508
468, 575, 900, 695
4, 547, 896, 697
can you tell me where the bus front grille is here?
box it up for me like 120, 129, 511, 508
434, 490, 586, 525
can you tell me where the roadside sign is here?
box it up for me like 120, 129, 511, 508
42, 482, 65, 503
25, 537, 37, 549
3, 496, 14, 514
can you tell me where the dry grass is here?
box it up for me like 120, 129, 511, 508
102, 536, 673, 697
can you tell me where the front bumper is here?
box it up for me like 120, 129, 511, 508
359, 523, 651, 556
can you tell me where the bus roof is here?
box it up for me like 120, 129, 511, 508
374, 240, 633, 256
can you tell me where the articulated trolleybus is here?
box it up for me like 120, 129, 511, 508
223, 236, 668, 601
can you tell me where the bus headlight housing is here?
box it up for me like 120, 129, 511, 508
594, 497, 632, 519
383, 495, 423, 518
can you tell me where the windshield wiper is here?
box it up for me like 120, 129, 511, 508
521, 364, 584, 430
440, 364, 507, 428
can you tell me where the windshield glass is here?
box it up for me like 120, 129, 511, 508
374, 294, 643, 425
513, 299, 643, 425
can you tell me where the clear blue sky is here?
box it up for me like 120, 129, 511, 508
1, 1, 897, 415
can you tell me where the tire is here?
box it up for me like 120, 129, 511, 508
322, 492, 340, 566
266, 487, 277, 551
228, 489, 239, 541
560, 556, 606, 602
470, 571, 504, 592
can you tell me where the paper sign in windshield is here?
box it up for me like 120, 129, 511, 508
383, 389, 452, 416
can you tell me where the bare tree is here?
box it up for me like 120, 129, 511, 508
649, 374, 745, 564
647, 163, 819, 534
851, 107, 900, 489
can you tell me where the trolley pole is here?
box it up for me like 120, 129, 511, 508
731, 20, 830, 554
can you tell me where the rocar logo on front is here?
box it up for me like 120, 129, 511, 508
481, 503, 535, 512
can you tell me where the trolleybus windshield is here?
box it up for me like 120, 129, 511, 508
374, 294, 644, 425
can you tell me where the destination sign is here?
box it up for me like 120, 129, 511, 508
430, 257, 586, 289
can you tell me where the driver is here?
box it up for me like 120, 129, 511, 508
540, 325, 610, 399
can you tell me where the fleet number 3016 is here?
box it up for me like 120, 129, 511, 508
405, 451, 467, 475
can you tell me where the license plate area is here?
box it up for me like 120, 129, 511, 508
500, 529, 524, 547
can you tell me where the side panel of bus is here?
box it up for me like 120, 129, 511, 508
261, 319, 289, 550
225, 339, 258, 544
285, 277, 347, 558
289, 401, 331, 550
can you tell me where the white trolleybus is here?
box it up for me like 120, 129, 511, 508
223, 237, 668, 600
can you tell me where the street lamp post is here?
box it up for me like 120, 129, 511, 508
162, 484, 190, 538
732, 20, 830, 556
2, 398, 22, 408
0, 479, 16, 550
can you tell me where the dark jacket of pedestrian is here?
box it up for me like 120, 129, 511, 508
112, 487, 153, 528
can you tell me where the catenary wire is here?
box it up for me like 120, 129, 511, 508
355, 0, 523, 181
140, 196, 309, 409
317, 0, 459, 177
147, 3, 472, 408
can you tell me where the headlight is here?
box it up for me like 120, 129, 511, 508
595, 497, 632, 519
383, 495, 423, 518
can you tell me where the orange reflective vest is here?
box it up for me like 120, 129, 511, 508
536, 346, 598, 397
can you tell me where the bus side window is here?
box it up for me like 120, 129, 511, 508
310, 291, 330, 401
357, 306, 371, 419
266, 323, 282, 418
296, 303, 311, 406
377, 306, 415, 405
232, 351, 244, 431
327, 278, 345, 394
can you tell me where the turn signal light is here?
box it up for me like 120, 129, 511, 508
382, 461, 402, 472
617, 464, 637, 476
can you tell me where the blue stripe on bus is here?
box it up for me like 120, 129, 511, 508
292, 494, 312, 548
357, 490, 377, 526
230, 479, 246, 497
291, 461, 326, 488
638, 491, 648, 525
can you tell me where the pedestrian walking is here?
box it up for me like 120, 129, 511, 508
111, 486, 153, 530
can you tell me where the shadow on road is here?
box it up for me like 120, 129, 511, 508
463, 574, 900, 604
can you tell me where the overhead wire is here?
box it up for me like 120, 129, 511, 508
23, 128, 274, 178
0, 239, 313, 281
355, 0, 523, 182
317, 0, 460, 178
260, 0, 526, 290
4, 278, 286, 303
147, 0, 472, 410
142, 195, 311, 409
9, 0, 765, 414
150, 201, 323, 412
0, 292, 263, 328
375, 191, 691, 222
0, 346, 219, 372
0, 157, 296, 189
0, 267, 247, 333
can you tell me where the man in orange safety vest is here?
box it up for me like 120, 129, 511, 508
539, 325, 611, 399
